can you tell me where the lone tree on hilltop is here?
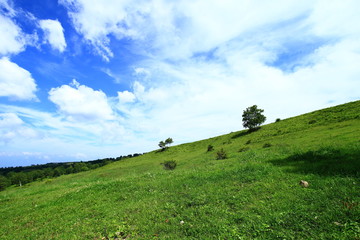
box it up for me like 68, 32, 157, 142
158, 141, 166, 150
165, 137, 173, 147
158, 138, 174, 151
242, 105, 266, 130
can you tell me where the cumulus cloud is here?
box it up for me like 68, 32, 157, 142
0, 57, 38, 100
118, 90, 136, 104
48, 80, 114, 121
39, 19, 67, 52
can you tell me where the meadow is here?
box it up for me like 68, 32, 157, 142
0, 101, 359, 239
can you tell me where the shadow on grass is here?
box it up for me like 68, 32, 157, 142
231, 127, 261, 139
269, 147, 360, 177
155, 148, 167, 153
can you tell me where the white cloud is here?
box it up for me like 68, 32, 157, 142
0, 103, 127, 145
0, 14, 25, 55
0, 112, 23, 128
0, 0, 40, 56
307, 0, 360, 38
48, 80, 114, 121
60, 0, 316, 60
118, 90, 136, 104
39, 19, 67, 52
0, 104, 149, 167
0, 57, 38, 100
59, 0, 131, 61
0, 112, 39, 144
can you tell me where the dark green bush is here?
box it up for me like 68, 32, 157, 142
263, 143, 272, 148
308, 120, 317, 124
246, 140, 252, 145
207, 145, 214, 152
275, 118, 281, 122
162, 160, 177, 170
216, 148, 227, 160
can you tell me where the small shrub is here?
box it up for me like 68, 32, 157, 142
216, 148, 227, 160
263, 143, 272, 148
275, 118, 281, 122
162, 160, 177, 170
238, 147, 250, 152
245, 140, 252, 145
207, 145, 214, 152
308, 120, 317, 124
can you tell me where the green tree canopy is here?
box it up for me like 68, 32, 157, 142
159, 138, 174, 150
165, 137, 173, 146
242, 105, 266, 130
158, 141, 166, 149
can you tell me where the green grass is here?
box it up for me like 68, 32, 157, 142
0, 100, 359, 239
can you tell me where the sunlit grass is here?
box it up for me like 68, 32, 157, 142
0, 101, 359, 239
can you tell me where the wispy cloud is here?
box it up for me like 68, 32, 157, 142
101, 68, 122, 83
0, 112, 39, 144
0, 102, 148, 164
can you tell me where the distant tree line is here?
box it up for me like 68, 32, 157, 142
0, 153, 143, 191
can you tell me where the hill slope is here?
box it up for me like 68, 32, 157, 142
0, 101, 359, 239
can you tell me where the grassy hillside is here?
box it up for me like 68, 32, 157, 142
0, 101, 359, 239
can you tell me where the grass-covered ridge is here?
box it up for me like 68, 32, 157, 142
0, 101, 359, 239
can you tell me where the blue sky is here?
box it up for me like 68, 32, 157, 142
0, 0, 359, 167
